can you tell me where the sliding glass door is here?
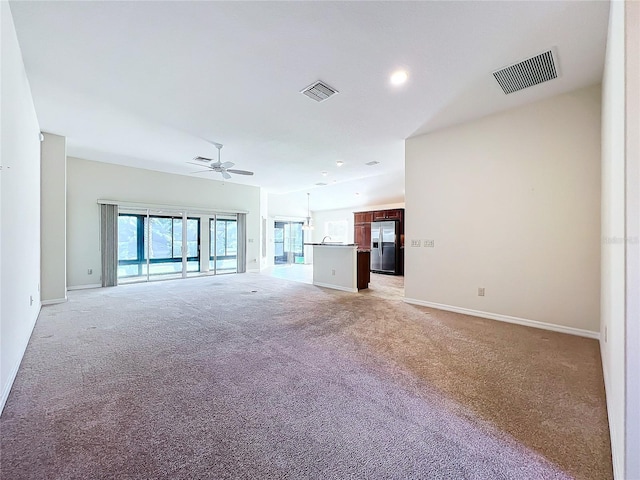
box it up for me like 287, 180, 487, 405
117, 211, 200, 283
210, 215, 238, 274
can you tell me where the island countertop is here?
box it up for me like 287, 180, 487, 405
303, 243, 358, 247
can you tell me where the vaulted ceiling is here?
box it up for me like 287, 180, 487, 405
10, 1, 609, 210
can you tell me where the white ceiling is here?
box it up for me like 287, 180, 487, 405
9, 1, 609, 211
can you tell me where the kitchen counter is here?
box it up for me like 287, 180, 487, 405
304, 243, 357, 246
306, 244, 368, 292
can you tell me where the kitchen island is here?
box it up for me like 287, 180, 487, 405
305, 243, 369, 292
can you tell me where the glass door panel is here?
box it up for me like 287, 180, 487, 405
274, 221, 304, 265
185, 218, 201, 275
209, 215, 238, 274
117, 211, 200, 283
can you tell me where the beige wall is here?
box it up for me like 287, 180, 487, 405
66, 157, 262, 287
405, 85, 601, 336
1, 2, 42, 412
40, 133, 67, 302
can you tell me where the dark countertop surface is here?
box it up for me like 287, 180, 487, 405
304, 243, 357, 246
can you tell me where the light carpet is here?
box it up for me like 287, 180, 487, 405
0, 273, 611, 479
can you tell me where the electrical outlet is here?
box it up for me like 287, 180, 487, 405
30, 295, 34, 306
478, 287, 485, 296
331, 269, 336, 276
411, 240, 421, 247
425, 240, 435, 248
87, 268, 93, 275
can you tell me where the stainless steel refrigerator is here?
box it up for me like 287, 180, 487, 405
370, 220, 400, 274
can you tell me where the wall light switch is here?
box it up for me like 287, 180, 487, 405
425, 240, 435, 247
411, 240, 421, 247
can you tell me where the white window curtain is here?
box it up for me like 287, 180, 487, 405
237, 213, 247, 273
100, 204, 118, 287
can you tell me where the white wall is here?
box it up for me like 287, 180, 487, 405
40, 133, 67, 302
311, 202, 405, 244
0, 1, 42, 412
624, 3, 640, 477
66, 157, 261, 287
601, 1, 640, 477
405, 85, 601, 336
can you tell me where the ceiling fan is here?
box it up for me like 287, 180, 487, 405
188, 142, 254, 180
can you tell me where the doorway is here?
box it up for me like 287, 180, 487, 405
274, 221, 305, 265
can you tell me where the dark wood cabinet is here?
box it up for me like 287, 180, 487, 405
354, 211, 373, 224
372, 209, 403, 221
354, 224, 369, 250
357, 251, 371, 290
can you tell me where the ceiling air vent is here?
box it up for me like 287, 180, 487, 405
301, 80, 339, 102
315, 182, 328, 186
365, 161, 380, 166
493, 49, 558, 95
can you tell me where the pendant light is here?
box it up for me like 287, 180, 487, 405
302, 192, 314, 230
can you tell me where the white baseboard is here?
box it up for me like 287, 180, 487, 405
67, 284, 101, 291
313, 282, 358, 293
403, 298, 600, 339
600, 340, 624, 480
41, 297, 67, 306
0, 304, 41, 414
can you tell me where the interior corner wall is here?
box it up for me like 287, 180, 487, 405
0, 2, 42, 413
66, 157, 261, 287
624, 2, 640, 477
405, 85, 601, 335
40, 132, 67, 303
601, 0, 639, 477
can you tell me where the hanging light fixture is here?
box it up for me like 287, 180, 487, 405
302, 192, 314, 230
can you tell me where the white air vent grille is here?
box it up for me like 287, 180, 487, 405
301, 81, 339, 102
365, 161, 380, 166
493, 50, 558, 95
315, 182, 328, 186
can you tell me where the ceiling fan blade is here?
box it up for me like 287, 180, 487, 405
190, 169, 214, 174
227, 169, 254, 176
222, 171, 232, 180
221, 161, 235, 169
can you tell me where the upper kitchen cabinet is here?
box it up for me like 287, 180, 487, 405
372, 209, 403, 221
354, 211, 373, 224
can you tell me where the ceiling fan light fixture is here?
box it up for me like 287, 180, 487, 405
187, 141, 254, 179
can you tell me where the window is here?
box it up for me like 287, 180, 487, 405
324, 220, 348, 243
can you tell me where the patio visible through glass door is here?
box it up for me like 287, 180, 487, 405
274, 221, 304, 265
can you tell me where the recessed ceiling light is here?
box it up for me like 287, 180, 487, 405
336, 160, 344, 167
355, 192, 360, 196
321, 171, 328, 176
390, 70, 408, 86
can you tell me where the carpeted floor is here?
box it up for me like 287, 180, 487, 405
0, 273, 611, 479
